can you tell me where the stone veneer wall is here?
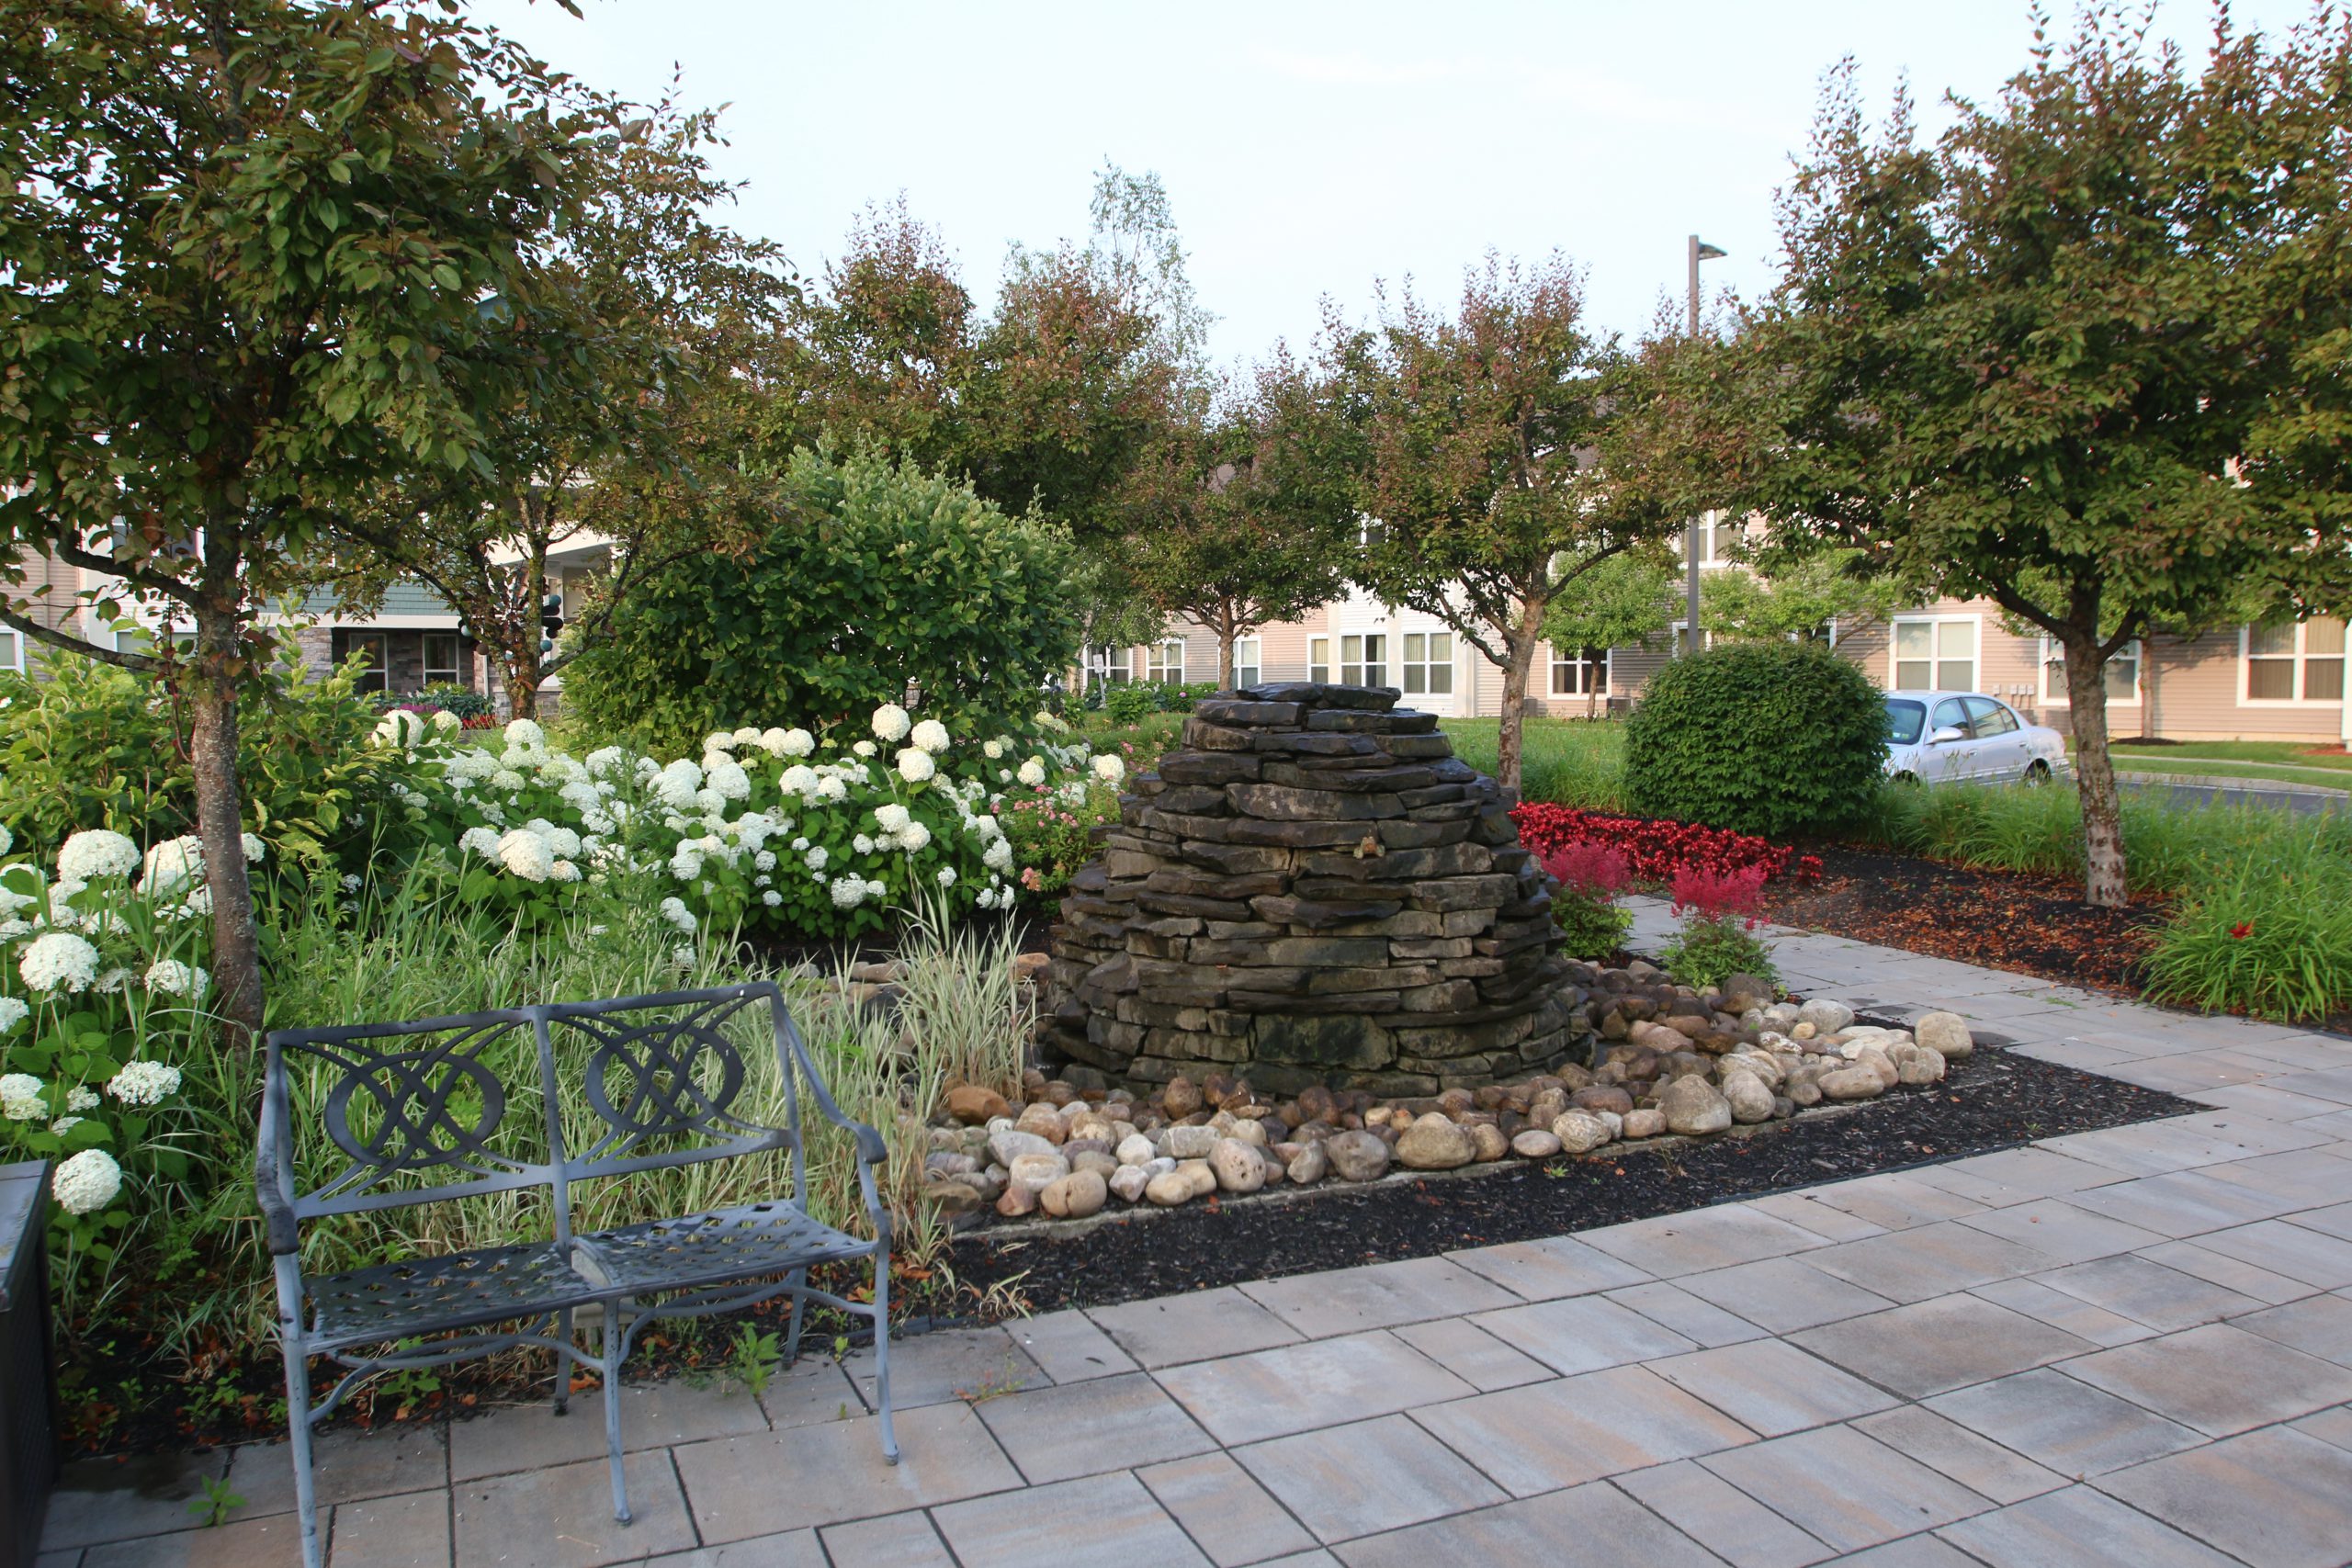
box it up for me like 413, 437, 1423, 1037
1036, 682, 1593, 1097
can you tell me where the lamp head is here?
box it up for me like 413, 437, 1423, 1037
1696, 242, 1728, 261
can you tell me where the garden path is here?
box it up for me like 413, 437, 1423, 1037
38, 904, 2352, 1568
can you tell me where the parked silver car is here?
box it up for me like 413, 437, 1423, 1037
1883, 692, 2071, 784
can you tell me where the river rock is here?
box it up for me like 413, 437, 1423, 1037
1211, 1139, 1267, 1193
1721, 1068, 1777, 1124
1658, 1076, 1734, 1136
1040, 1169, 1108, 1218
1288, 1140, 1330, 1184
1144, 1169, 1193, 1205
1326, 1129, 1393, 1182
946, 1085, 1011, 1124
1551, 1110, 1613, 1154
1621, 1108, 1667, 1139
995, 1182, 1037, 1217
1007, 1152, 1069, 1193
1855, 1044, 1900, 1089
1109, 1165, 1150, 1202
1894, 1043, 1945, 1086
1818, 1066, 1886, 1101
1163, 1077, 1204, 1116
1469, 1122, 1510, 1163
1162, 1124, 1219, 1160
1115, 1134, 1157, 1166
988, 1129, 1057, 1167
1176, 1158, 1219, 1200
921, 1179, 984, 1214
1798, 998, 1856, 1034
1513, 1128, 1563, 1158
1396, 1113, 1476, 1170
1071, 1149, 1120, 1179
1917, 1011, 1974, 1059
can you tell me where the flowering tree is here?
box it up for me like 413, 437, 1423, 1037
0, 0, 598, 1034
1325, 254, 1683, 791
1701, 7, 2352, 906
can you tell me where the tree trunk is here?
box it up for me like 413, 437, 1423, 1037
1497, 625, 1540, 797
187, 613, 264, 1043
1217, 629, 1235, 689
2140, 637, 2158, 741
2061, 633, 2130, 908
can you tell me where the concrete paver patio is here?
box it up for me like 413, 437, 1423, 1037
39, 908, 2352, 1567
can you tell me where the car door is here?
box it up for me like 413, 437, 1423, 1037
1927, 696, 1977, 782
1962, 696, 2033, 781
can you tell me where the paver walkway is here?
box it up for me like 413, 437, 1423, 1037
39, 908, 2352, 1568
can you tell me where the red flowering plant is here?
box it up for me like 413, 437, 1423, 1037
1512, 804, 1821, 888
1539, 840, 1635, 960
1658, 863, 1778, 991
995, 781, 1120, 902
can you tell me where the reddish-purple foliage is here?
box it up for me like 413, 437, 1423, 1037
1541, 840, 1632, 898
1668, 863, 1769, 921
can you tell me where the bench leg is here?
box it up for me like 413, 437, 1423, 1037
871, 1244, 899, 1466
783, 1268, 808, 1366
280, 1335, 322, 1568
553, 1307, 573, 1416
603, 1303, 633, 1524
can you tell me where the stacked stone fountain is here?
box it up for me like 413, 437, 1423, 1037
1035, 682, 1592, 1096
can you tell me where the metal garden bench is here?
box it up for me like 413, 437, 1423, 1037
255, 981, 898, 1568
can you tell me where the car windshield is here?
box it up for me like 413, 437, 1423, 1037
1885, 698, 1927, 746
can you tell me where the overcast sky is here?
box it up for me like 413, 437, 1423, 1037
473, 0, 2321, 369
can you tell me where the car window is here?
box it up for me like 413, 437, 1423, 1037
1965, 696, 2018, 736
1931, 698, 1972, 737
1885, 699, 1925, 745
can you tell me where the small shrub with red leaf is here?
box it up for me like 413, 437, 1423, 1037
1538, 841, 1634, 960
1659, 863, 1777, 990
1512, 803, 1822, 888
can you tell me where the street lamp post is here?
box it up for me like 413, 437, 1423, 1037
1683, 235, 1727, 654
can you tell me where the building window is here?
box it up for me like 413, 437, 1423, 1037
1085, 645, 1130, 690
344, 630, 390, 694
1892, 616, 1977, 691
1550, 645, 1609, 696
1233, 637, 1261, 689
1669, 623, 1714, 657
1147, 638, 1185, 684
2041, 637, 2139, 705
1340, 632, 1388, 689
2244, 617, 2346, 703
1399, 631, 1453, 696
1681, 512, 1740, 567
1308, 636, 1329, 684
423, 632, 464, 687
0, 628, 19, 672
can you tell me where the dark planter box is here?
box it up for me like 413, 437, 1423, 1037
0, 1162, 55, 1568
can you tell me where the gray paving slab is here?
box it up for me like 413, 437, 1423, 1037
1848, 1405, 2064, 1506
1442, 1234, 1652, 1300
1580, 1204, 1835, 1276
2098, 1427, 2352, 1568
1788, 1293, 2094, 1399
1237, 1256, 1518, 1338
1968, 1276, 2160, 1347
641, 1533, 825, 1568
1923, 1368, 2205, 1476
75, 1514, 303, 1568
970, 1370, 1216, 1484
1739, 1190, 1891, 1243
224, 1426, 447, 1518
1136, 1450, 1321, 1567
1383, 1314, 1554, 1392
1329, 1478, 1726, 1568
2054, 1171, 2301, 1241
452, 1450, 695, 1568
1408, 1364, 1756, 1495
1235, 1414, 1508, 1545
2288, 1404, 2352, 1452
1087, 1286, 1306, 1370
1959, 1197, 2167, 1265
1153, 1330, 1477, 1447
932, 1471, 1208, 1567
815, 1510, 955, 1568
1648, 1339, 1900, 1436
1605, 1280, 1771, 1347
2137, 1239, 2325, 1305
2228, 1291, 2352, 1365
42, 1451, 232, 1551
670, 1402, 1020, 1541
1465, 1291, 1698, 1376
1006, 1308, 1139, 1384
449, 1381, 774, 1482
1817, 1537, 1984, 1568
1801, 1222, 2060, 1304
1698, 1425, 1993, 1553
2062, 1323, 2352, 1438
1677, 1256, 1903, 1334
1613, 1460, 1836, 1568
326, 1489, 449, 1568
2188, 1219, 2352, 1289
1934, 1483, 2239, 1568
839, 1325, 1043, 1411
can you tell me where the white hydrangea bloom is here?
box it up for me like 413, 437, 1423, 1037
707, 758, 753, 801
1092, 753, 1126, 785
551, 860, 581, 883
20, 931, 100, 993
910, 718, 951, 754
779, 764, 819, 797
671, 843, 706, 882
58, 829, 140, 882
873, 804, 911, 834
871, 703, 911, 741
526, 821, 582, 860
852, 739, 877, 758
1059, 780, 1089, 807
982, 739, 1004, 760
66, 1087, 98, 1112
0, 1074, 41, 1121
937, 866, 958, 888
491, 769, 526, 792
828, 878, 869, 908
496, 829, 554, 882
243, 832, 266, 863
458, 827, 502, 860
107, 1060, 182, 1106
0, 919, 30, 942
899, 819, 933, 853
1017, 758, 1047, 787
817, 776, 848, 802
373, 710, 426, 749
504, 718, 547, 749
143, 958, 209, 999
585, 745, 629, 777
52, 1148, 121, 1215
704, 731, 738, 754
898, 749, 936, 784
659, 897, 696, 934
762, 889, 783, 907
853, 833, 876, 857
805, 845, 830, 871
983, 838, 1015, 873
0, 823, 10, 855
433, 709, 462, 735
779, 728, 815, 757
0, 997, 28, 1033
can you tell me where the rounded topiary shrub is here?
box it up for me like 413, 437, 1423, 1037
1623, 641, 1887, 838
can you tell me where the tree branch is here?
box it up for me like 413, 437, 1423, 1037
0, 602, 161, 673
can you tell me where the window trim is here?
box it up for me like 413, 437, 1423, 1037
1308, 635, 1329, 685
0, 626, 21, 673
1146, 637, 1185, 685
1668, 621, 1715, 657
2039, 636, 2141, 706
1084, 644, 1132, 689
1888, 613, 1981, 694
1233, 636, 1261, 690
342, 629, 390, 694
422, 631, 464, 688
1339, 629, 1389, 691
2239, 619, 2347, 707
1399, 629, 1454, 697
1548, 643, 1610, 697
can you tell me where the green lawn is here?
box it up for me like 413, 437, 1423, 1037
1440, 716, 1625, 807
2094, 739, 2352, 792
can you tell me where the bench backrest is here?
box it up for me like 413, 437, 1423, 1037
257, 983, 807, 1256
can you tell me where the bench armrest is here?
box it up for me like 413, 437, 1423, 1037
769, 998, 888, 1168
254, 1047, 302, 1256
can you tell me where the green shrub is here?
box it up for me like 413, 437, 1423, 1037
1623, 642, 1885, 836
2143, 840, 2352, 1021
563, 445, 1082, 756
1101, 683, 1161, 726
375, 683, 492, 721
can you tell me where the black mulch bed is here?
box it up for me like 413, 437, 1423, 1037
1762, 844, 2168, 998
944, 1043, 2202, 1316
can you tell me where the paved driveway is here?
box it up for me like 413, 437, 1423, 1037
40, 912, 2352, 1568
